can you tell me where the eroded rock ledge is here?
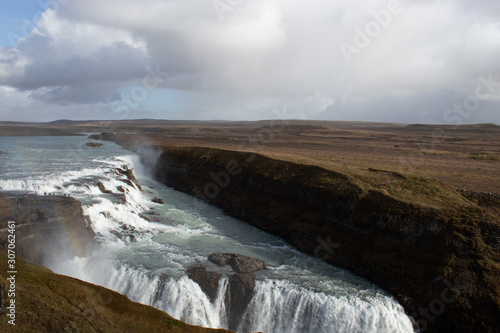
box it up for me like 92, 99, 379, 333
0, 192, 96, 264
147, 146, 500, 333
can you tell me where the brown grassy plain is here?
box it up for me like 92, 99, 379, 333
1, 119, 499, 212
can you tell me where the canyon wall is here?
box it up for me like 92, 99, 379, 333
0, 193, 95, 265
149, 146, 500, 333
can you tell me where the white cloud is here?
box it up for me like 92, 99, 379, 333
0, 0, 499, 123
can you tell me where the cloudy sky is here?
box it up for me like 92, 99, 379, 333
0, 0, 499, 123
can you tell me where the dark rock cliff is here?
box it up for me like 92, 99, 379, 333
148, 146, 500, 333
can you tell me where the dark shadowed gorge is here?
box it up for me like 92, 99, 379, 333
84, 120, 500, 333
145, 146, 499, 333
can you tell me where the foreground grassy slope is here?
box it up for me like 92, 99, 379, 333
0, 252, 230, 333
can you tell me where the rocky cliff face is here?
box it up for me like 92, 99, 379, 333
148, 146, 500, 333
0, 193, 96, 265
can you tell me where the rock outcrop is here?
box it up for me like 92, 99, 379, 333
187, 253, 266, 331
88, 132, 115, 141
187, 265, 222, 303
98, 181, 113, 194
147, 146, 500, 333
208, 253, 266, 273
116, 165, 142, 190
152, 197, 164, 204
0, 192, 96, 265
86, 142, 103, 147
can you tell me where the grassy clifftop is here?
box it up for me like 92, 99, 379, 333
0, 251, 231, 333
155, 146, 483, 222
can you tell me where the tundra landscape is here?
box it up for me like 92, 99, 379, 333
1, 0, 500, 332
1, 120, 499, 332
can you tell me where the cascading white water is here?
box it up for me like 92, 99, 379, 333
59, 256, 413, 333
239, 280, 412, 333
59, 256, 230, 329
155, 275, 229, 329
0, 136, 415, 332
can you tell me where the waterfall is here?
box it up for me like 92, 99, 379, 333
57, 256, 414, 333
2, 136, 416, 333
238, 280, 413, 333
61, 257, 230, 329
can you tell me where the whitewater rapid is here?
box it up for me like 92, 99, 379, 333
0, 136, 415, 333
